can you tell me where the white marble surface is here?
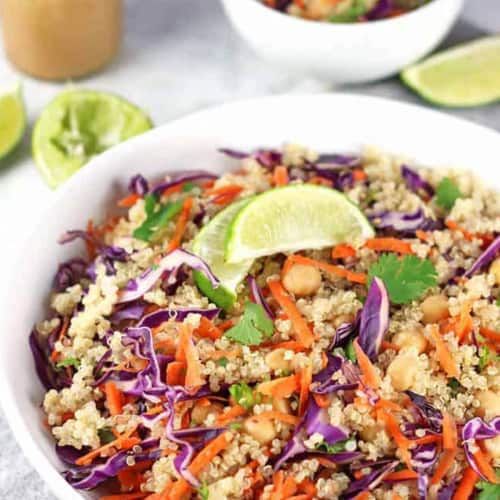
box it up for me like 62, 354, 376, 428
0, 0, 498, 498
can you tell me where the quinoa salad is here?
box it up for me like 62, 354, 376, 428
32, 144, 500, 500
261, 1, 431, 23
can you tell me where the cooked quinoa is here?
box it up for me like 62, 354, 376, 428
32, 144, 500, 499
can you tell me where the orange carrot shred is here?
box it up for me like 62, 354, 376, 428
353, 339, 381, 389
353, 169, 367, 182
378, 409, 413, 470
472, 446, 499, 484
442, 412, 458, 450
268, 280, 314, 348
385, 470, 418, 481
251, 411, 300, 426
313, 393, 330, 408
117, 193, 141, 208
194, 316, 223, 340
99, 493, 148, 500
215, 405, 246, 425
166, 361, 185, 385
298, 365, 312, 416
451, 466, 478, 500
416, 230, 428, 241
479, 327, 500, 343
177, 323, 204, 388
429, 326, 459, 378
104, 381, 123, 416
273, 165, 289, 186
364, 237, 414, 255
431, 449, 457, 486
50, 316, 70, 362
167, 197, 193, 252
258, 375, 300, 399
332, 244, 356, 259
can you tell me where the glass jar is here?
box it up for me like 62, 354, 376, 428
1, 0, 122, 80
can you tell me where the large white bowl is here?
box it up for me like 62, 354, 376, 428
220, 0, 464, 84
2, 94, 500, 500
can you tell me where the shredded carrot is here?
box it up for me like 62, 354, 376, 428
352, 492, 370, 500
273, 165, 289, 186
479, 327, 500, 343
364, 237, 414, 255
446, 220, 474, 241
258, 374, 300, 399
50, 316, 70, 362
165, 431, 233, 499
206, 185, 243, 205
117, 193, 141, 208
353, 339, 381, 390
314, 393, 330, 408
298, 365, 312, 416
218, 319, 235, 331
472, 446, 499, 484
270, 471, 285, 500
167, 197, 193, 253
430, 449, 457, 486
393, 495, 403, 500
177, 323, 204, 388
452, 301, 473, 343
288, 254, 367, 284
268, 280, 314, 348
331, 244, 356, 259
378, 409, 412, 470
282, 476, 298, 498
429, 326, 459, 378
309, 176, 333, 187
104, 381, 124, 416
374, 398, 404, 412
166, 361, 185, 385
287, 496, 311, 500
162, 183, 184, 198
415, 230, 428, 241
452, 466, 478, 500
385, 469, 418, 481
251, 411, 300, 426
99, 493, 148, 500
267, 340, 306, 352
206, 349, 240, 360
353, 169, 367, 182
298, 478, 317, 497
381, 340, 401, 352
85, 219, 98, 259
411, 434, 441, 446
215, 405, 246, 425
442, 412, 458, 450
194, 316, 223, 340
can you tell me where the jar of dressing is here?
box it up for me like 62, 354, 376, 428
0, 0, 122, 80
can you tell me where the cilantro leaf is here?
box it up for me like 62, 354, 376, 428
56, 357, 80, 369
368, 254, 438, 305
133, 196, 183, 241
476, 470, 500, 500
436, 177, 463, 210
329, 0, 371, 22
217, 357, 229, 367
98, 426, 115, 444
196, 481, 209, 500
315, 438, 354, 454
447, 377, 462, 396
229, 382, 255, 409
224, 302, 274, 346
345, 339, 357, 363
479, 345, 494, 371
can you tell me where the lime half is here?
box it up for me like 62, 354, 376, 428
32, 89, 153, 188
225, 185, 374, 263
192, 198, 254, 310
0, 83, 26, 161
402, 37, 500, 107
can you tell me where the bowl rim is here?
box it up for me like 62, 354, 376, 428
237, 0, 457, 29
1, 91, 499, 500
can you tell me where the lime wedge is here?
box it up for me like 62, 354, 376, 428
0, 83, 26, 161
32, 89, 153, 188
225, 185, 374, 263
401, 37, 500, 107
192, 198, 254, 310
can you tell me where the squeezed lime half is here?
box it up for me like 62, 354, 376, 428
225, 185, 374, 263
32, 89, 153, 188
0, 83, 26, 161
402, 37, 500, 107
192, 198, 253, 310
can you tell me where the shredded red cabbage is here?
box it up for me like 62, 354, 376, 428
401, 164, 435, 197
464, 235, 500, 278
248, 275, 275, 319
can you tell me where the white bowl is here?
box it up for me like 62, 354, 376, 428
220, 0, 464, 84
1, 93, 500, 500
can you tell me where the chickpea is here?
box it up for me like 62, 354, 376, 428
273, 397, 291, 414
484, 435, 500, 459
421, 294, 449, 324
191, 401, 223, 425
475, 390, 500, 420
392, 328, 428, 354
387, 350, 419, 391
489, 257, 500, 285
282, 264, 322, 297
265, 348, 292, 372
243, 417, 277, 444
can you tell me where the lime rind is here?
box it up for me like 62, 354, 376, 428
225, 184, 374, 264
401, 36, 500, 108
0, 83, 26, 161
32, 89, 153, 188
192, 198, 254, 310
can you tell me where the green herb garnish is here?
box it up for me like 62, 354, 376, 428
98, 426, 116, 444
476, 470, 500, 499
229, 382, 255, 409
329, 0, 371, 23
368, 254, 438, 305
229, 422, 243, 430
224, 301, 274, 346
479, 345, 493, 371
345, 339, 357, 363
447, 377, 462, 396
133, 194, 183, 241
496, 294, 500, 306
217, 357, 229, 368
56, 357, 80, 369
436, 177, 463, 210
315, 438, 354, 454
196, 481, 209, 500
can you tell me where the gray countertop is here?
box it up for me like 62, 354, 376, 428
0, 0, 498, 498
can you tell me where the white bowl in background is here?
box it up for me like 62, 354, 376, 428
1, 93, 500, 500
220, 0, 464, 84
